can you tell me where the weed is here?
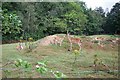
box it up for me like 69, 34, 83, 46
24, 37, 38, 53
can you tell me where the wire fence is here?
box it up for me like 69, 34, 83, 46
1, 67, 119, 73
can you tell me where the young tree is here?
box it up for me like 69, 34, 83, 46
63, 2, 87, 35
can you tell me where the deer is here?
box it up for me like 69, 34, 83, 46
92, 37, 105, 47
66, 32, 82, 51
53, 35, 66, 46
16, 43, 23, 51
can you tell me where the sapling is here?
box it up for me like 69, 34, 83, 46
24, 37, 37, 52
14, 59, 32, 77
35, 60, 48, 75
52, 71, 66, 79
71, 50, 81, 71
28, 37, 33, 51
93, 54, 98, 72
73, 50, 80, 65
15, 59, 31, 68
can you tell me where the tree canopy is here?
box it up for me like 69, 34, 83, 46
2, 2, 120, 41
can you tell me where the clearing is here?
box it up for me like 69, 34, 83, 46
1, 34, 119, 78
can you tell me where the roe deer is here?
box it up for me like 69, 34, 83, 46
67, 33, 82, 51
16, 43, 23, 51
54, 35, 66, 46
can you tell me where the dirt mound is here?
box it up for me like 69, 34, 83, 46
37, 35, 57, 46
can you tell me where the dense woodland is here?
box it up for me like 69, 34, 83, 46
1, 2, 120, 41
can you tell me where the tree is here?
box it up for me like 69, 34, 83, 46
2, 9, 23, 40
2, 2, 113, 42
2, 2, 38, 40
63, 2, 87, 35
104, 2, 120, 34
83, 7, 105, 35
95, 7, 105, 17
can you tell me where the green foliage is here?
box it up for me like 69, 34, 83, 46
14, 58, 32, 77
14, 59, 31, 69
13, 59, 66, 78
35, 60, 66, 78
36, 66, 48, 74
2, 2, 119, 42
104, 2, 120, 34
36, 60, 48, 74
2, 9, 23, 40
53, 71, 66, 78
84, 8, 105, 35
2, 2, 88, 42
63, 2, 87, 34
37, 60, 47, 66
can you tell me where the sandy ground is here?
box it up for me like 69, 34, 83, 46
37, 35, 58, 46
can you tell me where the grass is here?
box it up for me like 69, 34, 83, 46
1, 35, 119, 78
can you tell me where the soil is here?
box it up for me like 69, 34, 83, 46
37, 35, 57, 46
2, 35, 58, 45
2, 40, 20, 44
